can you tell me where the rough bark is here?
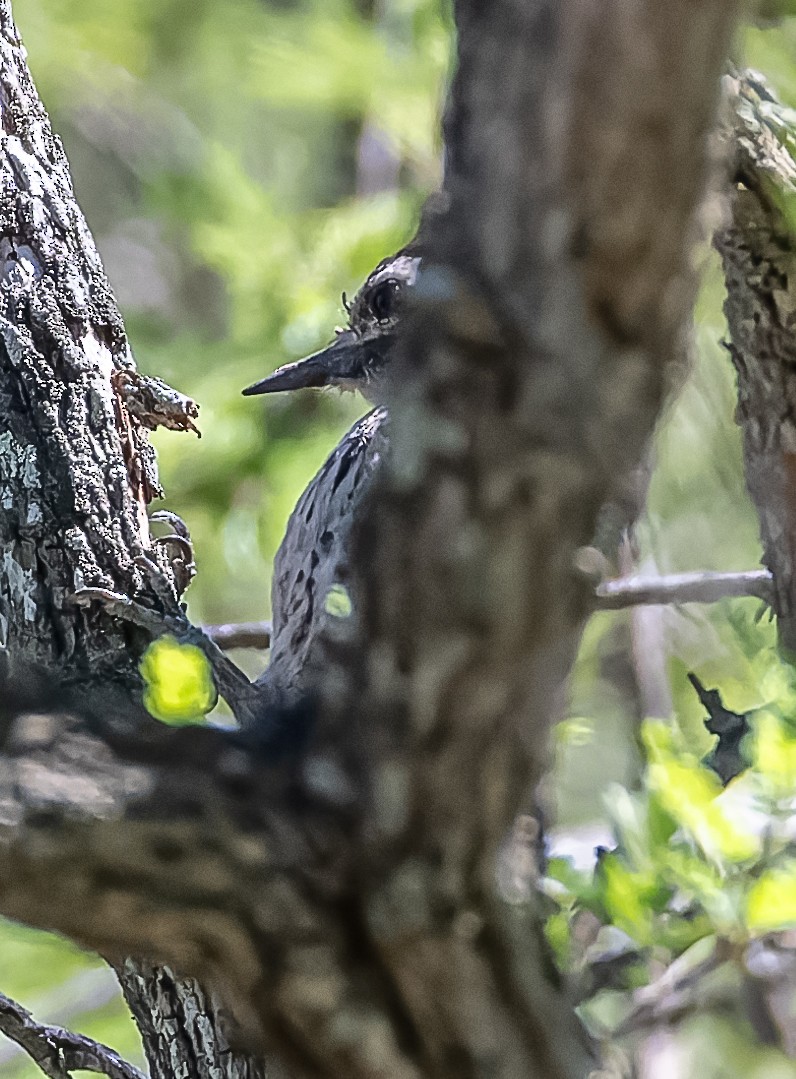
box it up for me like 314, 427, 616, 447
715, 70, 796, 652
0, 6, 265, 1079
116, 962, 271, 1079
0, 1, 739, 1078
0, 1, 155, 681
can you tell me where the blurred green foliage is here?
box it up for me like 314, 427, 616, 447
0, 923, 143, 1076
547, 621, 796, 1074
4, 2, 796, 1077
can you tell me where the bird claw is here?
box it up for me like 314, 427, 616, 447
134, 554, 182, 610
150, 510, 192, 541
149, 512, 196, 598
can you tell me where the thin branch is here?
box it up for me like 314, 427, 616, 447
0, 970, 120, 1069
609, 944, 728, 1039
195, 572, 774, 653
204, 621, 272, 650
197, 571, 773, 657
595, 569, 774, 610
0, 989, 145, 1079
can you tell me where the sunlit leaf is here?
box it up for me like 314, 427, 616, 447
545, 856, 594, 904
597, 852, 665, 945
746, 861, 796, 932
646, 790, 678, 849
556, 716, 594, 747
140, 635, 217, 724
750, 647, 796, 715
642, 720, 759, 864
750, 708, 796, 791
664, 849, 741, 934
324, 582, 353, 618
544, 910, 571, 966
603, 783, 653, 871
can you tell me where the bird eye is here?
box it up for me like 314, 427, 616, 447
369, 279, 402, 323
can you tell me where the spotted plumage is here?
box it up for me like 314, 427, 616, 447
256, 407, 388, 699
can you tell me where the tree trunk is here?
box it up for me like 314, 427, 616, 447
0, 0, 739, 1077
715, 70, 796, 653
0, 5, 264, 1077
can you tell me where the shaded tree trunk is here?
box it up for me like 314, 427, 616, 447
715, 70, 796, 654
0, 0, 739, 1077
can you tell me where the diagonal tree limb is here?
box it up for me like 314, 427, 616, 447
67, 586, 266, 724
0, 988, 146, 1079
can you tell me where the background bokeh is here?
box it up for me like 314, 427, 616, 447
2, 2, 796, 1076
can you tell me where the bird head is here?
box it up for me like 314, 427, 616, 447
242, 250, 421, 405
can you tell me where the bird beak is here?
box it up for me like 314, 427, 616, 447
242, 330, 368, 397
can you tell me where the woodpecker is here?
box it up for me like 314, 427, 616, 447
242, 249, 421, 405
261, 406, 388, 698
244, 252, 419, 698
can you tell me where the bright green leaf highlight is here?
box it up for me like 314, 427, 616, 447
746, 861, 796, 932
140, 636, 217, 725
556, 716, 594, 747
598, 853, 661, 945
751, 708, 796, 791
643, 720, 759, 864
324, 582, 353, 618
755, 651, 796, 713
543, 910, 571, 966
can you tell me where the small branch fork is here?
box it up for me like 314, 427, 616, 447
0, 989, 146, 1079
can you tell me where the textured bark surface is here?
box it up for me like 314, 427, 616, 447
116, 962, 271, 1079
715, 71, 796, 652
0, 2, 154, 681
0, 1, 739, 1077
0, 5, 264, 1079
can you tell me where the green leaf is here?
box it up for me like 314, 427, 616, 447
746, 861, 796, 933
664, 849, 742, 934
140, 636, 217, 725
750, 708, 796, 791
544, 910, 571, 966
596, 852, 667, 945
544, 856, 596, 907
642, 720, 759, 864
646, 790, 679, 849
555, 716, 595, 747
323, 582, 353, 618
